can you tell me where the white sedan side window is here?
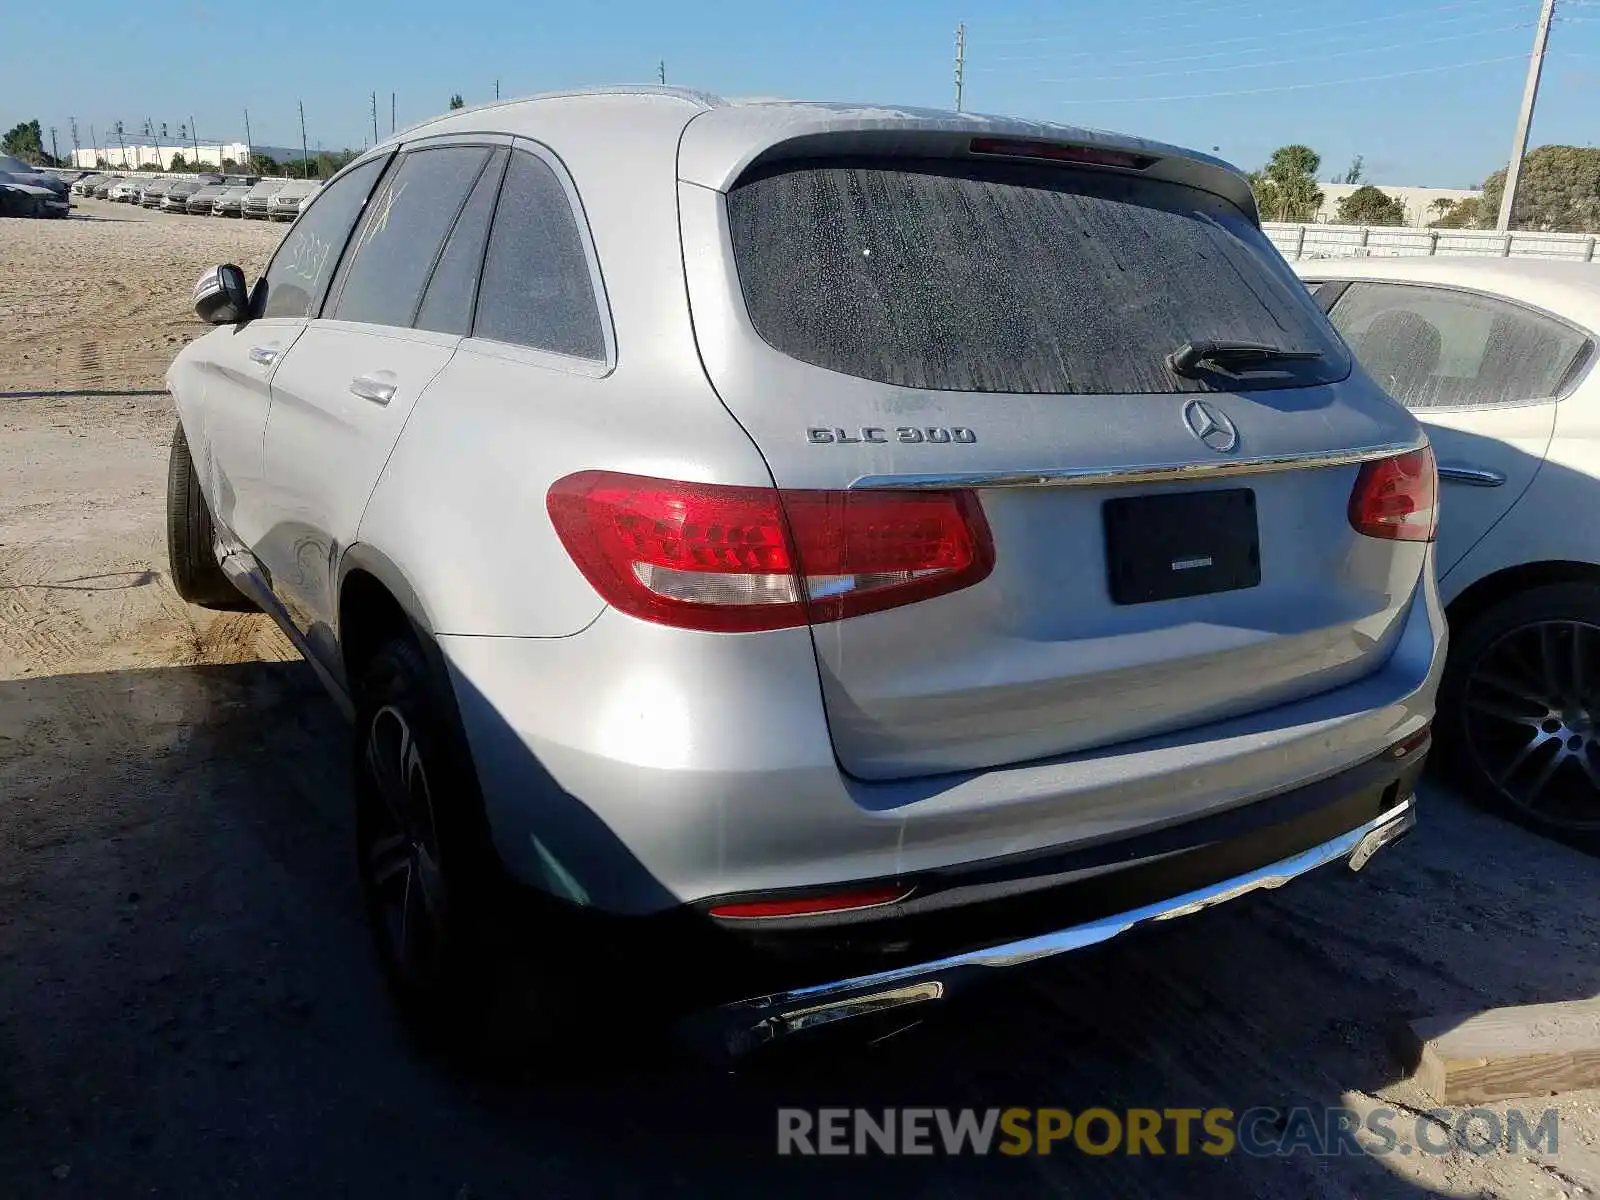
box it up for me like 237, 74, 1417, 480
1329, 281, 1589, 409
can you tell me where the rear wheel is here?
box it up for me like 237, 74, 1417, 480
354, 638, 590, 1066
1439, 583, 1600, 852
165, 422, 250, 609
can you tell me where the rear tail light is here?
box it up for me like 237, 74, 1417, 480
1348, 447, 1438, 542
546, 471, 994, 633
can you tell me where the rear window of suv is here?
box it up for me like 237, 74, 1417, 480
725, 158, 1349, 394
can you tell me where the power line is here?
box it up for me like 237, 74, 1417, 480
1055, 52, 1526, 103
974, 0, 1284, 29
981, 7, 1529, 66
1018, 22, 1531, 85
980, 0, 1519, 47
981, 0, 1329, 42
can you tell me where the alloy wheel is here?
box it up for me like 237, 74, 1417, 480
1462, 619, 1600, 832
362, 704, 447, 985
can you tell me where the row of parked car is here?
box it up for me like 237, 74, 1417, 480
67, 170, 322, 219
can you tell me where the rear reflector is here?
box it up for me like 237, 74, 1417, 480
547, 471, 994, 632
708, 885, 912, 920
1348, 447, 1438, 542
968, 137, 1158, 171
1387, 725, 1432, 760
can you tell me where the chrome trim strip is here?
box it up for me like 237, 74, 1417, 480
848, 436, 1426, 491
707, 795, 1417, 1054
1438, 464, 1507, 488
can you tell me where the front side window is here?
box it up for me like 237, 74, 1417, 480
725, 159, 1348, 394
257, 156, 387, 320
328, 145, 494, 329
1329, 281, 1590, 408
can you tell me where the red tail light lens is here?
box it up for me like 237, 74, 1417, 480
1348, 447, 1438, 542
546, 471, 995, 632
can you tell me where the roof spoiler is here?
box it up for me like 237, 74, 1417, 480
677, 108, 1260, 225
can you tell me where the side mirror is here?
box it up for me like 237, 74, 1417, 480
193, 264, 250, 325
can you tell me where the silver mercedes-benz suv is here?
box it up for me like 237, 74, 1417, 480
166, 87, 1443, 1059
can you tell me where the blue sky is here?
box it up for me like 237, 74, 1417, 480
7, 0, 1600, 185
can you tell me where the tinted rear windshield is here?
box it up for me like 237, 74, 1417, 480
725, 159, 1349, 394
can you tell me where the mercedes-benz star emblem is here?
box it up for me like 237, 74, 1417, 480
1183, 399, 1239, 454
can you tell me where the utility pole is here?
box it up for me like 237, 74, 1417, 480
658, 60, 666, 85
954, 22, 966, 112
115, 120, 127, 168
243, 108, 252, 163
69, 116, 81, 167
1497, 0, 1557, 232
89, 124, 98, 165
371, 91, 379, 143
49, 126, 59, 166
189, 115, 199, 164
299, 100, 310, 179
495, 79, 500, 100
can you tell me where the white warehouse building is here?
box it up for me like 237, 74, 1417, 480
71, 142, 252, 171
1312, 183, 1482, 229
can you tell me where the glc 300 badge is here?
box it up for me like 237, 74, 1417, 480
808, 426, 977, 445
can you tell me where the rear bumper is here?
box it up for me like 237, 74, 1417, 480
691, 790, 1418, 1054
439, 566, 1443, 916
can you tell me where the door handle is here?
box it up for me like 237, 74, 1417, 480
350, 375, 397, 405
1438, 464, 1507, 488
248, 346, 280, 367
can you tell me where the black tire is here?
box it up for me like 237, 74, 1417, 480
165, 422, 251, 609
353, 637, 590, 1067
1438, 582, 1600, 853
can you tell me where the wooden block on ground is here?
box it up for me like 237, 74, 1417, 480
1403, 998, 1600, 1105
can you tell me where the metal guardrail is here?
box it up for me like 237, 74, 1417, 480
1265, 222, 1600, 263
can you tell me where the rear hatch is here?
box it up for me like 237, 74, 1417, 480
677, 113, 1429, 781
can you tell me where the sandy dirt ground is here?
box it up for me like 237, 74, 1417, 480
0, 392, 1598, 1199
0, 199, 284, 394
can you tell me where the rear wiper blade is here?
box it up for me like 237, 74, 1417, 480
1168, 340, 1324, 378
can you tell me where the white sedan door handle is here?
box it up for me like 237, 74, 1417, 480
248, 346, 281, 367
350, 374, 397, 406
1438, 463, 1507, 488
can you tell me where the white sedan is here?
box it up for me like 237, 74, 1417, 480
1297, 256, 1600, 850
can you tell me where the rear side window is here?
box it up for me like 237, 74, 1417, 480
330, 145, 493, 329
1328, 281, 1590, 408
474, 149, 605, 360
725, 160, 1347, 394
415, 149, 506, 335
258, 156, 386, 320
